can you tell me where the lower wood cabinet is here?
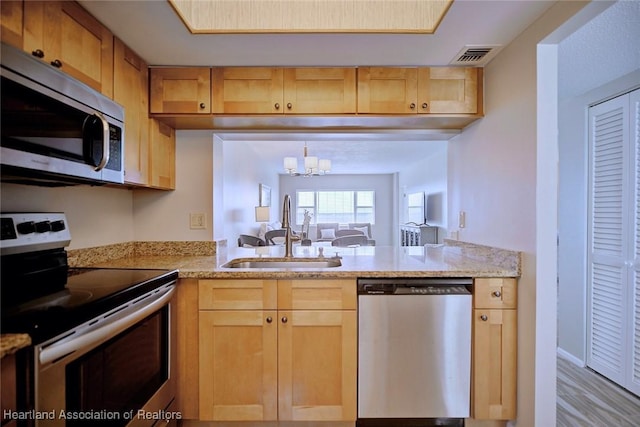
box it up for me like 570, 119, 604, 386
472, 278, 517, 420
198, 279, 357, 422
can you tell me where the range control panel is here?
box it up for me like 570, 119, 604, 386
0, 212, 71, 255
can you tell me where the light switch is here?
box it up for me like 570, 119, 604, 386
459, 211, 466, 229
190, 213, 206, 229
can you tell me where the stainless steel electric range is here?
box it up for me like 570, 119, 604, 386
1, 212, 179, 427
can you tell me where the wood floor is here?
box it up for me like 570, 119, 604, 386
557, 357, 640, 426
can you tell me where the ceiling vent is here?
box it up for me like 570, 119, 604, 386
450, 45, 502, 67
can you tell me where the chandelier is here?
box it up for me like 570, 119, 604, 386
283, 143, 331, 176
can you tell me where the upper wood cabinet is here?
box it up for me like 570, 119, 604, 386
358, 66, 481, 115
114, 37, 149, 186
1, 0, 24, 49
150, 67, 212, 114
472, 278, 517, 420
212, 67, 357, 114
148, 120, 176, 190
114, 39, 176, 190
212, 67, 283, 114
22, 1, 114, 97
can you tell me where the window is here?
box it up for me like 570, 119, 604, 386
296, 190, 375, 224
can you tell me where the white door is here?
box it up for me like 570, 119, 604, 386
587, 88, 639, 396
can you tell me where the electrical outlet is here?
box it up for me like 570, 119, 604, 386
190, 213, 206, 229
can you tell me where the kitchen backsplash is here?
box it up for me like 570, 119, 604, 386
67, 240, 219, 267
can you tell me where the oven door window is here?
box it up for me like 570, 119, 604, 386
65, 307, 168, 426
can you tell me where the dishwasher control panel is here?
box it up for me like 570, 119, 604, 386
357, 277, 472, 295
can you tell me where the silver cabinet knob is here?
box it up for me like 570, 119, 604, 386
281, 316, 288, 323
492, 290, 502, 297
275, 103, 280, 109
480, 314, 488, 321
266, 316, 273, 323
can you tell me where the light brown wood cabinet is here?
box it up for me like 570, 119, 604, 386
212, 67, 357, 114
114, 37, 150, 186
114, 39, 176, 190
22, 1, 114, 97
1, 0, 23, 49
358, 66, 481, 115
148, 120, 176, 190
198, 279, 357, 422
472, 277, 517, 420
150, 67, 212, 114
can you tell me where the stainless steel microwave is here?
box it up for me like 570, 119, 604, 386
0, 43, 124, 186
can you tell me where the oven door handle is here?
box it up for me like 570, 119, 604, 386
39, 285, 175, 365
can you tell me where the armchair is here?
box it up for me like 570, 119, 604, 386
238, 234, 266, 247
348, 223, 375, 245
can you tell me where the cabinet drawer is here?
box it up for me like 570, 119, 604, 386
474, 278, 517, 309
199, 279, 277, 310
277, 279, 356, 310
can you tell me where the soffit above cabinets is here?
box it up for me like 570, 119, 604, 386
168, 0, 453, 34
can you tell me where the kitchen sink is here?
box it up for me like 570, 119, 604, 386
221, 257, 342, 269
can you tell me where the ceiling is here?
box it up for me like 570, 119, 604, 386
79, 0, 558, 174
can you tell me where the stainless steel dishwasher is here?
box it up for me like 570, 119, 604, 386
357, 277, 472, 427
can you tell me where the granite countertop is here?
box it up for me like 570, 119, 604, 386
1, 333, 31, 359
90, 240, 521, 279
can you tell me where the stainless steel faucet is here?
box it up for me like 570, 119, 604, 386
282, 194, 300, 257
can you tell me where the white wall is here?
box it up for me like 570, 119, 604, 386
447, 2, 592, 426
398, 141, 447, 241
221, 139, 281, 244
133, 130, 214, 241
279, 173, 395, 245
0, 183, 134, 250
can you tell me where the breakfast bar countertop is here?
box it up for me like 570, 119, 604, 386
88, 240, 521, 279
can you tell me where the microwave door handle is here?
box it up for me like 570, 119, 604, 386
93, 112, 110, 171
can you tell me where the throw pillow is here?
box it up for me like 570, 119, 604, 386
321, 228, 336, 239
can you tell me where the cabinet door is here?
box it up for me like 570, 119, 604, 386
24, 1, 114, 97
148, 120, 176, 189
283, 68, 356, 114
212, 67, 284, 114
1, 0, 23, 49
278, 310, 357, 421
357, 67, 418, 114
150, 68, 211, 114
199, 310, 278, 421
114, 38, 149, 186
418, 67, 479, 114
472, 308, 517, 420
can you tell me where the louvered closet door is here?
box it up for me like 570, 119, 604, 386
630, 88, 640, 396
587, 88, 639, 396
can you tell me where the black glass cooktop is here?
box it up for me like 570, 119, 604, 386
1, 267, 178, 344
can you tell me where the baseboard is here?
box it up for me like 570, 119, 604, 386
557, 347, 585, 367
